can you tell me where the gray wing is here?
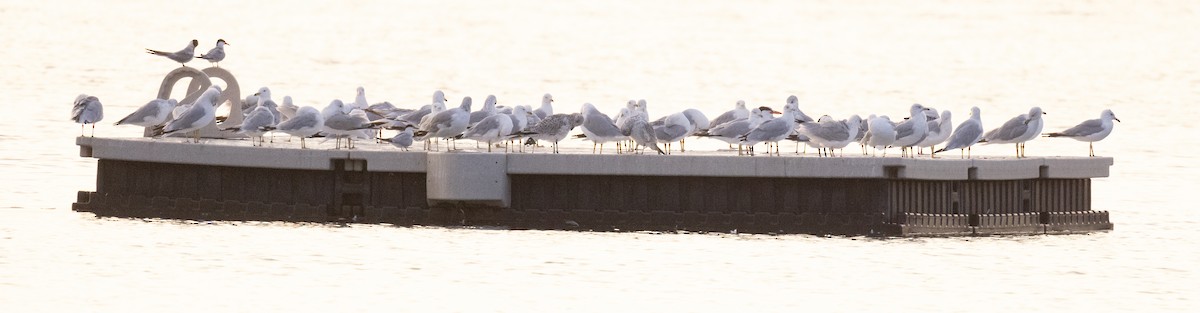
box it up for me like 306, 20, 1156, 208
463, 115, 502, 137
631, 121, 664, 154
706, 119, 750, 137
708, 111, 738, 129
469, 110, 491, 125
795, 110, 814, 123
745, 119, 788, 141
986, 115, 1029, 141
894, 119, 916, 139
530, 115, 566, 134
654, 124, 689, 141
325, 114, 371, 131
944, 119, 983, 150
241, 109, 275, 131
583, 116, 623, 138
393, 132, 413, 147
1055, 118, 1104, 137
277, 112, 319, 131
164, 105, 206, 133
116, 100, 165, 125
800, 122, 849, 142
421, 110, 456, 133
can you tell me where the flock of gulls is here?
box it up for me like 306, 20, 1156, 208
70, 39, 1121, 158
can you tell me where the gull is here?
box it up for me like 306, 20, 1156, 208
114, 98, 178, 135
324, 107, 384, 149
982, 106, 1046, 158
196, 39, 229, 67
267, 106, 323, 149
891, 104, 931, 157
470, 95, 499, 126
351, 86, 370, 110
652, 112, 694, 154
460, 110, 513, 152
520, 113, 584, 153
223, 105, 275, 146
1044, 109, 1120, 157
146, 39, 198, 67
417, 91, 451, 129
278, 96, 299, 122
417, 96, 472, 151
785, 95, 815, 123
523, 105, 542, 130
916, 110, 953, 157
935, 107, 983, 158
504, 106, 531, 152
613, 100, 638, 131
629, 119, 664, 155
739, 109, 796, 156
163, 86, 223, 143
578, 102, 627, 154
383, 127, 415, 151
676, 109, 709, 152
250, 87, 282, 125
71, 94, 104, 137
861, 114, 897, 156
695, 106, 775, 155
534, 93, 555, 119
796, 115, 863, 157
706, 100, 749, 130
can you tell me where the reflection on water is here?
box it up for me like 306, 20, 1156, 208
1, 0, 1197, 311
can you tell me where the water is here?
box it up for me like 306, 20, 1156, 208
1, 0, 1197, 311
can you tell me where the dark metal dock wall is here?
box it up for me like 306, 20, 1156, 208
84, 159, 427, 223
888, 179, 1091, 215
507, 175, 893, 234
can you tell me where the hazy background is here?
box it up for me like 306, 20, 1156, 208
1, 0, 1197, 311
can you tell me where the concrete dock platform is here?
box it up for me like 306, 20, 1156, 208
72, 136, 1115, 236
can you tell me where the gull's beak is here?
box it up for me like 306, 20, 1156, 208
1043, 111, 1048, 115
771, 110, 782, 114
252, 92, 260, 96
1114, 117, 1121, 122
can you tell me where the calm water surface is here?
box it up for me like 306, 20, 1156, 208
1, 0, 1197, 311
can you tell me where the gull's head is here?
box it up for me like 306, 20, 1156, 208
356, 86, 365, 96
209, 84, 223, 95
970, 106, 981, 118
513, 105, 527, 116
1029, 106, 1045, 116
485, 95, 498, 108
941, 110, 952, 120
254, 87, 271, 98
736, 100, 746, 109
626, 100, 637, 109
636, 99, 647, 108
283, 96, 293, 105
298, 106, 319, 116
848, 114, 863, 125
818, 115, 833, 122
216, 39, 229, 46
543, 93, 554, 103
570, 113, 585, 127
581, 102, 597, 114
909, 103, 926, 115
433, 90, 447, 103
168, 99, 179, 106
330, 99, 345, 109
786, 95, 798, 106
1103, 109, 1120, 122
459, 97, 472, 111
190, 39, 199, 47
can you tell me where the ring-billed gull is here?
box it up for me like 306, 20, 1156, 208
383, 127, 415, 151
324, 105, 384, 149
114, 98, 178, 136
520, 113, 584, 154
460, 110, 513, 153
891, 104, 931, 157
696, 106, 774, 155
796, 115, 862, 157
739, 109, 795, 156
579, 103, 627, 154
196, 39, 228, 67
417, 96, 472, 151
163, 86, 223, 142
652, 112, 695, 154
278, 96, 298, 122
223, 105, 275, 146
785, 95, 815, 123
935, 107, 983, 158
267, 106, 324, 149
71, 94, 104, 137
470, 95, 499, 126
146, 39, 198, 67
629, 119, 665, 155
861, 115, 897, 156
983, 106, 1045, 158
534, 93, 554, 119
916, 110, 953, 157
1044, 109, 1119, 157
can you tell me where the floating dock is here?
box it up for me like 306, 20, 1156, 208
72, 136, 1114, 236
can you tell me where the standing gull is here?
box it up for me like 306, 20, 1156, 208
891, 104, 931, 157
916, 110, 953, 157
579, 102, 627, 154
533, 93, 555, 119
982, 107, 1046, 158
739, 109, 796, 156
71, 94, 104, 137
707, 100, 750, 130
417, 97, 472, 151
652, 112, 695, 154
278, 96, 299, 122
695, 106, 775, 155
629, 119, 665, 155
460, 110, 513, 152
267, 106, 324, 149
146, 39, 198, 66
115, 98, 178, 135
196, 39, 229, 67
1044, 109, 1120, 157
796, 115, 863, 157
935, 107, 984, 158
861, 115, 897, 156
163, 86, 223, 143
383, 127, 415, 151
223, 105, 275, 146
520, 113, 584, 154
324, 106, 384, 149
